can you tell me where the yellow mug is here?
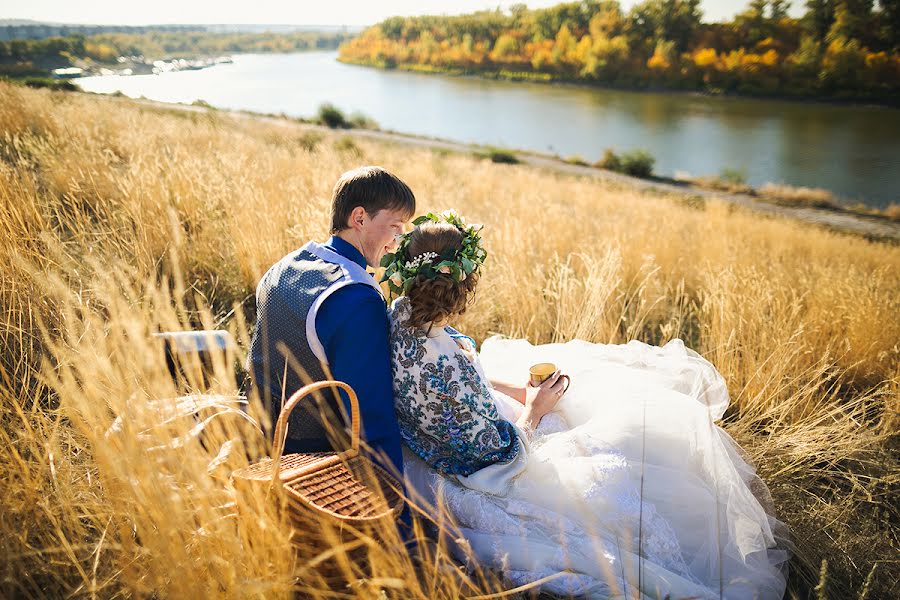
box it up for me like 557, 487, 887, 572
529, 362, 571, 392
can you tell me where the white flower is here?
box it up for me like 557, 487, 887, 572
438, 265, 451, 274
389, 273, 404, 287
409, 252, 437, 269
460, 271, 467, 281
440, 208, 459, 220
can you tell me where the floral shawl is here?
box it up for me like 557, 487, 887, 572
388, 297, 523, 481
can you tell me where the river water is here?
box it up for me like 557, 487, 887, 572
76, 51, 900, 208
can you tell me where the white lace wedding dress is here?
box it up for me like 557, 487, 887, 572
396, 327, 790, 599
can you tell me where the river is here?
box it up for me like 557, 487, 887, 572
76, 51, 900, 208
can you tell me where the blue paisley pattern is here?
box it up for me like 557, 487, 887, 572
389, 297, 520, 477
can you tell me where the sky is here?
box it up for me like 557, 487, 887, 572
2, 1, 807, 27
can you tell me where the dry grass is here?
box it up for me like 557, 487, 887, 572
757, 183, 838, 208
879, 202, 900, 223
1, 82, 898, 599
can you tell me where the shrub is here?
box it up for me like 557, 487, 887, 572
720, 167, 747, 186
333, 136, 362, 157
191, 98, 213, 108
317, 103, 349, 128
296, 132, 323, 152
16, 76, 78, 92
481, 147, 519, 164
619, 150, 655, 178
348, 111, 378, 129
594, 148, 622, 172
882, 203, 900, 222
564, 155, 588, 166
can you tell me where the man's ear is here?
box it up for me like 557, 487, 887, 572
348, 206, 367, 230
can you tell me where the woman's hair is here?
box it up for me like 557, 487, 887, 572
403, 222, 480, 330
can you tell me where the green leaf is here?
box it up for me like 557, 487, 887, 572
412, 215, 429, 226
402, 277, 416, 293
380, 252, 395, 268
461, 257, 475, 273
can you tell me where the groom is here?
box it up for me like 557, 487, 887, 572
247, 166, 415, 475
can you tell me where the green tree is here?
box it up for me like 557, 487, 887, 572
827, 0, 874, 41
805, 0, 836, 40
492, 33, 520, 59
820, 35, 867, 87
876, 0, 900, 49
380, 17, 405, 40
627, 0, 703, 52
735, 0, 773, 45
770, 0, 791, 19
589, 1, 627, 37
510, 3, 529, 21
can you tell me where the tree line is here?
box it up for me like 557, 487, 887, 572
0, 31, 351, 76
338, 0, 900, 101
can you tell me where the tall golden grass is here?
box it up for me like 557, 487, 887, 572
1, 81, 898, 598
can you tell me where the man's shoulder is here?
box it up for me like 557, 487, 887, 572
258, 246, 341, 290
316, 283, 389, 347
322, 281, 386, 312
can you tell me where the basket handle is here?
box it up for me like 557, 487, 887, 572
271, 380, 360, 482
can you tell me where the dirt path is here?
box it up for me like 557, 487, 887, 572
129, 96, 900, 242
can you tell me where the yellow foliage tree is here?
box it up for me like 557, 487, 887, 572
693, 47, 718, 68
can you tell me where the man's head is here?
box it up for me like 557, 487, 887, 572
331, 166, 416, 267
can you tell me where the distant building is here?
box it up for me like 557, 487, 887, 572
51, 67, 83, 78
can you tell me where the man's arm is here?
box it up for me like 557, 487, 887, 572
316, 285, 404, 476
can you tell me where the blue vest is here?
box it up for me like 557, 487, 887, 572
248, 241, 382, 448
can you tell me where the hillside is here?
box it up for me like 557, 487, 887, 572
1, 81, 898, 598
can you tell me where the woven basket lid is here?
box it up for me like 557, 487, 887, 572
232, 381, 403, 523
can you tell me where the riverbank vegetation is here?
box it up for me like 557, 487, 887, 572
594, 147, 657, 177
0, 30, 350, 77
1, 81, 898, 598
680, 170, 900, 220
339, 0, 900, 102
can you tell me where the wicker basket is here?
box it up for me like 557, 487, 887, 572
232, 380, 404, 587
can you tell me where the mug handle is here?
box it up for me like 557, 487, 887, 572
559, 374, 571, 394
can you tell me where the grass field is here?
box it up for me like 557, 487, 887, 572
1, 81, 898, 599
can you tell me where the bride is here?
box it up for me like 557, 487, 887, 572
382, 211, 789, 599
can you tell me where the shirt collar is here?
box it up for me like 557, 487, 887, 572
325, 235, 368, 270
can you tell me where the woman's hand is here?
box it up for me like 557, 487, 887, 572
516, 370, 567, 430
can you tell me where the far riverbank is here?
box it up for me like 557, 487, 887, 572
338, 56, 900, 111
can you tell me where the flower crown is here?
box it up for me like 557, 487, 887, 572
380, 209, 486, 297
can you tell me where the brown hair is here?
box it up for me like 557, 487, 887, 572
403, 222, 480, 330
330, 166, 416, 233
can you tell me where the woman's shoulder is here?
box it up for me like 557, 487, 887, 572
388, 296, 411, 321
